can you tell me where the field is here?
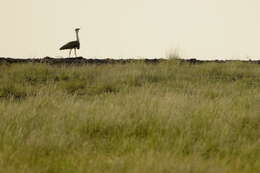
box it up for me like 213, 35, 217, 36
0, 60, 259, 173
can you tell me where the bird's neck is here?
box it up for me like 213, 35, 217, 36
76, 32, 80, 42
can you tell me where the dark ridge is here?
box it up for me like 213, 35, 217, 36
0, 57, 259, 65
0, 57, 162, 65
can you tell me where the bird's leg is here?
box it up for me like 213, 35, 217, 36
69, 49, 72, 57
74, 48, 77, 57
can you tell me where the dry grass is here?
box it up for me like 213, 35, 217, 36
0, 61, 259, 173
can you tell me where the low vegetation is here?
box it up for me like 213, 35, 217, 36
0, 60, 259, 173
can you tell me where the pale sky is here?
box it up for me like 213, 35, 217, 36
0, 0, 259, 59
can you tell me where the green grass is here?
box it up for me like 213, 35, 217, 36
0, 61, 259, 173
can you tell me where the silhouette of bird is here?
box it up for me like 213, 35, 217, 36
60, 28, 80, 57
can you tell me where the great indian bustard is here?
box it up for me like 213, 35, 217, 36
60, 28, 80, 57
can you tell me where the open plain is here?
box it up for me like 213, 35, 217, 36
0, 58, 259, 173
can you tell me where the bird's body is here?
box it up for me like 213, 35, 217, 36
60, 41, 80, 50
60, 28, 80, 57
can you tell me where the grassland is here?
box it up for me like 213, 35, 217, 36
0, 60, 259, 173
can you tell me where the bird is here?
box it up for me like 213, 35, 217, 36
60, 28, 81, 57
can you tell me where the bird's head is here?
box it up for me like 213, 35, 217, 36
75, 28, 80, 32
